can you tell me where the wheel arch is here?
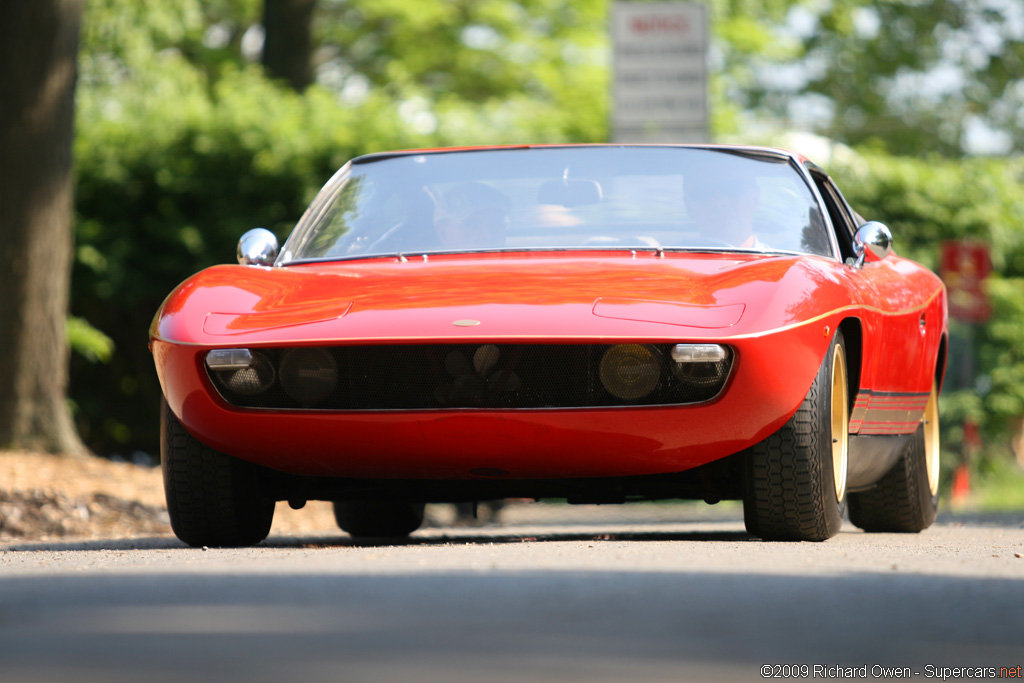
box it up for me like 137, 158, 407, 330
837, 317, 863, 410
934, 332, 948, 393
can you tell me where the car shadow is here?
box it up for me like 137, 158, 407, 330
276, 528, 759, 549
4, 511, 1020, 552
0, 526, 757, 552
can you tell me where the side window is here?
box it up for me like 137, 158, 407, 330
810, 170, 858, 263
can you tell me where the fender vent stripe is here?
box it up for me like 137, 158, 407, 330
849, 389, 930, 435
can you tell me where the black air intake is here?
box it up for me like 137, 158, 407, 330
206, 343, 732, 410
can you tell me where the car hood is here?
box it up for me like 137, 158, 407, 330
151, 251, 869, 345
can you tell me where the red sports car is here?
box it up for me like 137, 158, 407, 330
151, 144, 947, 546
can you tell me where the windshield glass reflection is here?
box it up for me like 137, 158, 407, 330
281, 147, 832, 263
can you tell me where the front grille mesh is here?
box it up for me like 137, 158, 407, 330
207, 343, 732, 410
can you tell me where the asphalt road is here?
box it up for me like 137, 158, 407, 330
1, 504, 1023, 683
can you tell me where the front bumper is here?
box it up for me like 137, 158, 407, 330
152, 323, 829, 479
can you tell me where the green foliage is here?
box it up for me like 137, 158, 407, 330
316, 0, 606, 101
67, 317, 115, 364
965, 454, 1024, 512
766, 1, 1024, 155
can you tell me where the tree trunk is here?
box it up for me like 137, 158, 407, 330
262, 0, 317, 91
0, 0, 86, 455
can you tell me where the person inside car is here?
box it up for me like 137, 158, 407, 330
432, 181, 510, 250
682, 173, 766, 249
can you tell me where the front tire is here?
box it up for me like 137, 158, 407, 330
743, 330, 849, 541
848, 381, 939, 532
332, 500, 425, 539
161, 401, 275, 547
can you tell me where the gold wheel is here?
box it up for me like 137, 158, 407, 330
830, 343, 849, 501
923, 382, 940, 497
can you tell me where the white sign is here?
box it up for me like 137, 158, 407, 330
612, 2, 709, 143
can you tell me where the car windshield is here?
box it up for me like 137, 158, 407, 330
279, 146, 833, 263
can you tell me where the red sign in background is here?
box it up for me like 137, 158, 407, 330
940, 241, 992, 323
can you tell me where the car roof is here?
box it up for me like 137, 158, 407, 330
349, 143, 809, 167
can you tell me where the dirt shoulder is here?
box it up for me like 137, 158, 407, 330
0, 450, 337, 542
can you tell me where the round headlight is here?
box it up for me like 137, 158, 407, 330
224, 352, 276, 396
473, 344, 501, 376
279, 348, 338, 405
599, 344, 661, 401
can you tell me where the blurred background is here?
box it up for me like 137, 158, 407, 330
4, 0, 1023, 509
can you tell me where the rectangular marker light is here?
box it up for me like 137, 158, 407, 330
671, 344, 728, 363
205, 348, 255, 370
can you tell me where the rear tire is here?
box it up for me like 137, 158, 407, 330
161, 401, 275, 547
333, 500, 425, 539
848, 382, 939, 532
743, 330, 849, 541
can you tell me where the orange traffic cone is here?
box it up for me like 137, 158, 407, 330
951, 463, 970, 505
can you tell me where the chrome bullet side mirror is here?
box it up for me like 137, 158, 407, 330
853, 221, 892, 268
237, 228, 279, 266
